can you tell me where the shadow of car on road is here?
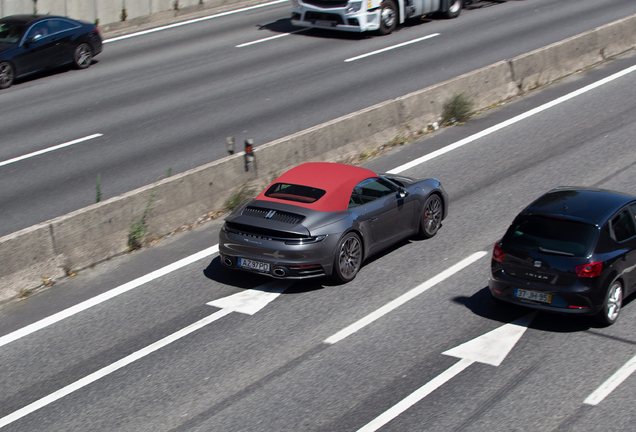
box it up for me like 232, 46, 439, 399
453, 286, 636, 332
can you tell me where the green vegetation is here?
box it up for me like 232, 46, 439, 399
224, 185, 256, 212
128, 188, 157, 250
441, 93, 474, 126
96, 173, 102, 203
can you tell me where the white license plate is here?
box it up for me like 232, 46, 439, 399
238, 258, 270, 272
514, 288, 552, 303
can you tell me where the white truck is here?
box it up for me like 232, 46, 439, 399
291, 0, 463, 35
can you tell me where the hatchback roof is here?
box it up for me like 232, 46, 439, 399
524, 187, 636, 225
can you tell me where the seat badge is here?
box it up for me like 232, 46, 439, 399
534, 261, 541, 268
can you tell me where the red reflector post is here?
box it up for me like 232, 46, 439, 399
493, 244, 505, 263
575, 261, 603, 278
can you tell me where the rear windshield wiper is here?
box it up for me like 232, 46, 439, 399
538, 247, 574, 257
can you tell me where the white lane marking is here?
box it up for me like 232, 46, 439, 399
388, 63, 636, 174
0, 280, 291, 428
345, 33, 440, 62
236, 29, 307, 47
0, 308, 233, 429
103, 0, 288, 43
357, 358, 474, 432
0, 134, 102, 168
358, 313, 537, 432
0, 245, 219, 349
584, 352, 636, 405
324, 251, 487, 344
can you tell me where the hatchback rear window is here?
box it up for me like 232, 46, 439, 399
264, 183, 326, 203
503, 215, 598, 257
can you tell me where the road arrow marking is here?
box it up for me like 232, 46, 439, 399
443, 312, 537, 366
356, 312, 536, 432
208, 280, 294, 314
0, 281, 291, 429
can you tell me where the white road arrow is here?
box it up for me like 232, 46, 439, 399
0, 280, 292, 429
357, 312, 537, 432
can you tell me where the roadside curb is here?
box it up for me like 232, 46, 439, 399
1, 13, 635, 304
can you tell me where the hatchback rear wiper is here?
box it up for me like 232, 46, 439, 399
538, 247, 574, 257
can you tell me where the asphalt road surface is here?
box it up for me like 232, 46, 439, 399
1, 46, 636, 431
1, 0, 636, 236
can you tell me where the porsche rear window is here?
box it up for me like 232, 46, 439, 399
264, 183, 326, 203
503, 215, 598, 257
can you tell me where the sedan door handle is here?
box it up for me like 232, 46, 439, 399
371, 217, 378, 222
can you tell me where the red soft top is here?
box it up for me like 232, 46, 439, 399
255, 162, 378, 212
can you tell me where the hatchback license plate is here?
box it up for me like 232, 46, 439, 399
515, 288, 552, 303
239, 258, 270, 272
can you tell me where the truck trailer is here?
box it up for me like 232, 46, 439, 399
291, 0, 463, 35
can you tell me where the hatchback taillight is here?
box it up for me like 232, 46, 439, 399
575, 261, 603, 278
493, 244, 505, 263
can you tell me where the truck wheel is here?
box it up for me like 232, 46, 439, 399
378, 0, 397, 35
443, 0, 462, 19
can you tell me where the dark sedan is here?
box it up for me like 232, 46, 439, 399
0, 14, 102, 89
219, 162, 448, 283
490, 187, 636, 326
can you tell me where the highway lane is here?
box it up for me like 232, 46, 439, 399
1, 50, 636, 431
1, 0, 636, 236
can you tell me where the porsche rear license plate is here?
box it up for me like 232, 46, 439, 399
239, 258, 269, 272
514, 288, 551, 303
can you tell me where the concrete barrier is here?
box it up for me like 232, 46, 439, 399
0, 0, 269, 31
1, 14, 635, 304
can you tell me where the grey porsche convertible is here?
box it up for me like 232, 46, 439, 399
219, 162, 448, 282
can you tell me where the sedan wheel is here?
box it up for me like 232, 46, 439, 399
74, 43, 93, 69
418, 194, 443, 239
333, 232, 362, 283
595, 280, 622, 326
0, 62, 15, 89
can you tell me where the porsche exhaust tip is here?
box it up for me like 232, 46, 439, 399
223, 256, 233, 267
273, 267, 286, 277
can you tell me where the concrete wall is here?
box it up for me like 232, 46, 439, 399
1, 13, 635, 303
1, 0, 262, 28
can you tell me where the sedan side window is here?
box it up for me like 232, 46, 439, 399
47, 19, 78, 34
610, 209, 636, 242
26, 22, 51, 41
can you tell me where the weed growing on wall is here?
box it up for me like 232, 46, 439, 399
128, 188, 157, 250
224, 185, 256, 212
441, 93, 474, 126
96, 173, 102, 203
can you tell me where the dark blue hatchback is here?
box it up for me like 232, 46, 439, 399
490, 187, 636, 326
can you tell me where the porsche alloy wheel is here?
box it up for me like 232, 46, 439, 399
419, 194, 443, 239
333, 232, 362, 283
0, 62, 14, 89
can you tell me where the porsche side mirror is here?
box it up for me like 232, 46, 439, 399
398, 188, 409, 198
